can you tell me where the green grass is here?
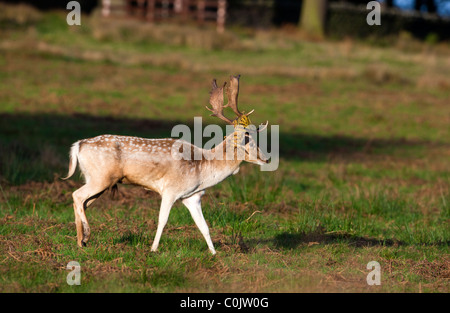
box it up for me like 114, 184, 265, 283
1, 182, 447, 292
0, 6, 449, 292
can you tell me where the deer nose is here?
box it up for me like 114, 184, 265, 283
259, 153, 270, 163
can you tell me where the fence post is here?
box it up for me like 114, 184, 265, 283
102, 0, 111, 17
146, 0, 155, 22
197, 0, 205, 25
217, 0, 226, 33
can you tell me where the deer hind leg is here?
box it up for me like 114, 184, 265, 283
73, 203, 83, 247
72, 180, 111, 247
182, 191, 216, 255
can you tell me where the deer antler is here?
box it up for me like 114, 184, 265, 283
205, 79, 234, 125
207, 75, 269, 132
226, 75, 255, 118
226, 75, 241, 116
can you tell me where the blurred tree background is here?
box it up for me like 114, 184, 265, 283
1, 0, 449, 41
0, 0, 450, 39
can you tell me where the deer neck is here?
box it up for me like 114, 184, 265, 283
197, 136, 243, 189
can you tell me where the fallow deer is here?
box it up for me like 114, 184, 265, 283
63, 75, 269, 255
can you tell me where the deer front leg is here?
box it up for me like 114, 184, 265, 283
182, 191, 216, 255
151, 195, 176, 252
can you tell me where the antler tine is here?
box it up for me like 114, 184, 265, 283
206, 79, 234, 125
246, 120, 269, 134
257, 120, 269, 132
226, 74, 242, 117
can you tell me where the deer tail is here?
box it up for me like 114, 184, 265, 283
62, 141, 80, 180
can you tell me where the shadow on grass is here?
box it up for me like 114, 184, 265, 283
244, 230, 449, 251
280, 132, 442, 161
238, 230, 403, 253
272, 231, 403, 249
113, 231, 150, 246
0, 112, 443, 185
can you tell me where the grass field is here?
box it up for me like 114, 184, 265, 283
0, 4, 449, 292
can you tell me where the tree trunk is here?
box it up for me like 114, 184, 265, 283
299, 0, 328, 38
